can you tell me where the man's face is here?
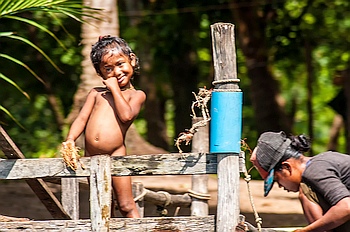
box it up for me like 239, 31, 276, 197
274, 162, 300, 193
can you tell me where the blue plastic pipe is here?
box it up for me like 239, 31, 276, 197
210, 91, 242, 153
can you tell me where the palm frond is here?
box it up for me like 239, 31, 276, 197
48, 12, 75, 41
1, 0, 68, 17
0, 53, 46, 85
0, 0, 102, 21
4, 15, 67, 49
0, 72, 30, 99
0, 105, 25, 130
0, 32, 14, 37
6, 34, 64, 73
0, 0, 102, 127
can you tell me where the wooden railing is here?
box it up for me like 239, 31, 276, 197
0, 152, 217, 231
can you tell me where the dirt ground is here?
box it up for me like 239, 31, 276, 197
0, 176, 307, 229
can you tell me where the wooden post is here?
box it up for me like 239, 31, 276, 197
210, 23, 242, 232
191, 117, 209, 216
133, 182, 144, 217
90, 155, 111, 232
61, 178, 79, 220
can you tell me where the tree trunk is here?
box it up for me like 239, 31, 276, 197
305, 38, 314, 155
66, 0, 119, 128
169, 3, 200, 151
230, 1, 292, 134
144, 83, 169, 150
343, 67, 350, 154
327, 114, 343, 151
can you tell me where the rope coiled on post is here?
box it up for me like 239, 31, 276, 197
212, 78, 240, 86
187, 189, 211, 200
157, 191, 172, 207
212, 79, 241, 92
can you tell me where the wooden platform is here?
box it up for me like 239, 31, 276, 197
0, 216, 215, 231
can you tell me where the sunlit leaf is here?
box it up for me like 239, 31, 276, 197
0, 0, 101, 21
6, 34, 64, 73
0, 72, 30, 99
0, 105, 25, 130
0, 53, 46, 85
0, 31, 14, 37
4, 15, 67, 49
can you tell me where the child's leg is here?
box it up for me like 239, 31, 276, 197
112, 176, 140, 218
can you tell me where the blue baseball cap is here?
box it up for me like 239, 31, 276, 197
256, 131, 291, 197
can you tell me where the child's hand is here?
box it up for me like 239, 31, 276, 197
61, 139, 81, 171
103, 77, 119, 92
63, 139, 75, 148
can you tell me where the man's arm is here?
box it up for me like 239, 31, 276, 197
298, 188, 323, 224
294, 197, 350, 232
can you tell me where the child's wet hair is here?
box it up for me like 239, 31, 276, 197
90, 35, 140, 77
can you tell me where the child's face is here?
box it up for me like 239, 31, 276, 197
99, 50, 136, 87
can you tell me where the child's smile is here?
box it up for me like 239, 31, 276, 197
99, 51, 135, 88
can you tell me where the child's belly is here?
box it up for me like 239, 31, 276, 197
84, 109, 125, 156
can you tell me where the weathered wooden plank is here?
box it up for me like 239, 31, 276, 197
0, 216, 215, 231
0, 158, 90, 179
90, 155, 111, 232
62, 178, 79, 220
0, 126, 70, 219
111, 152, 217, 176
0, 153, 218, 179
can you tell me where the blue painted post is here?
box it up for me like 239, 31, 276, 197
210, 23, 242, 232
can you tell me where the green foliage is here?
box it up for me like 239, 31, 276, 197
0, 0, 99, 157
2, 0, 350, 162
0, 0, 96, 94
269, 0, 350, 154
2, 95, 62, 158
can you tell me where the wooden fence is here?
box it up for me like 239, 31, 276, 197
0, 143, 216, 231
0, 107, 216, 231
0, 23, 297, 232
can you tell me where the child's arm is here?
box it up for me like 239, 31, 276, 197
65, 89, 97, 142
104, 78, 146, 123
